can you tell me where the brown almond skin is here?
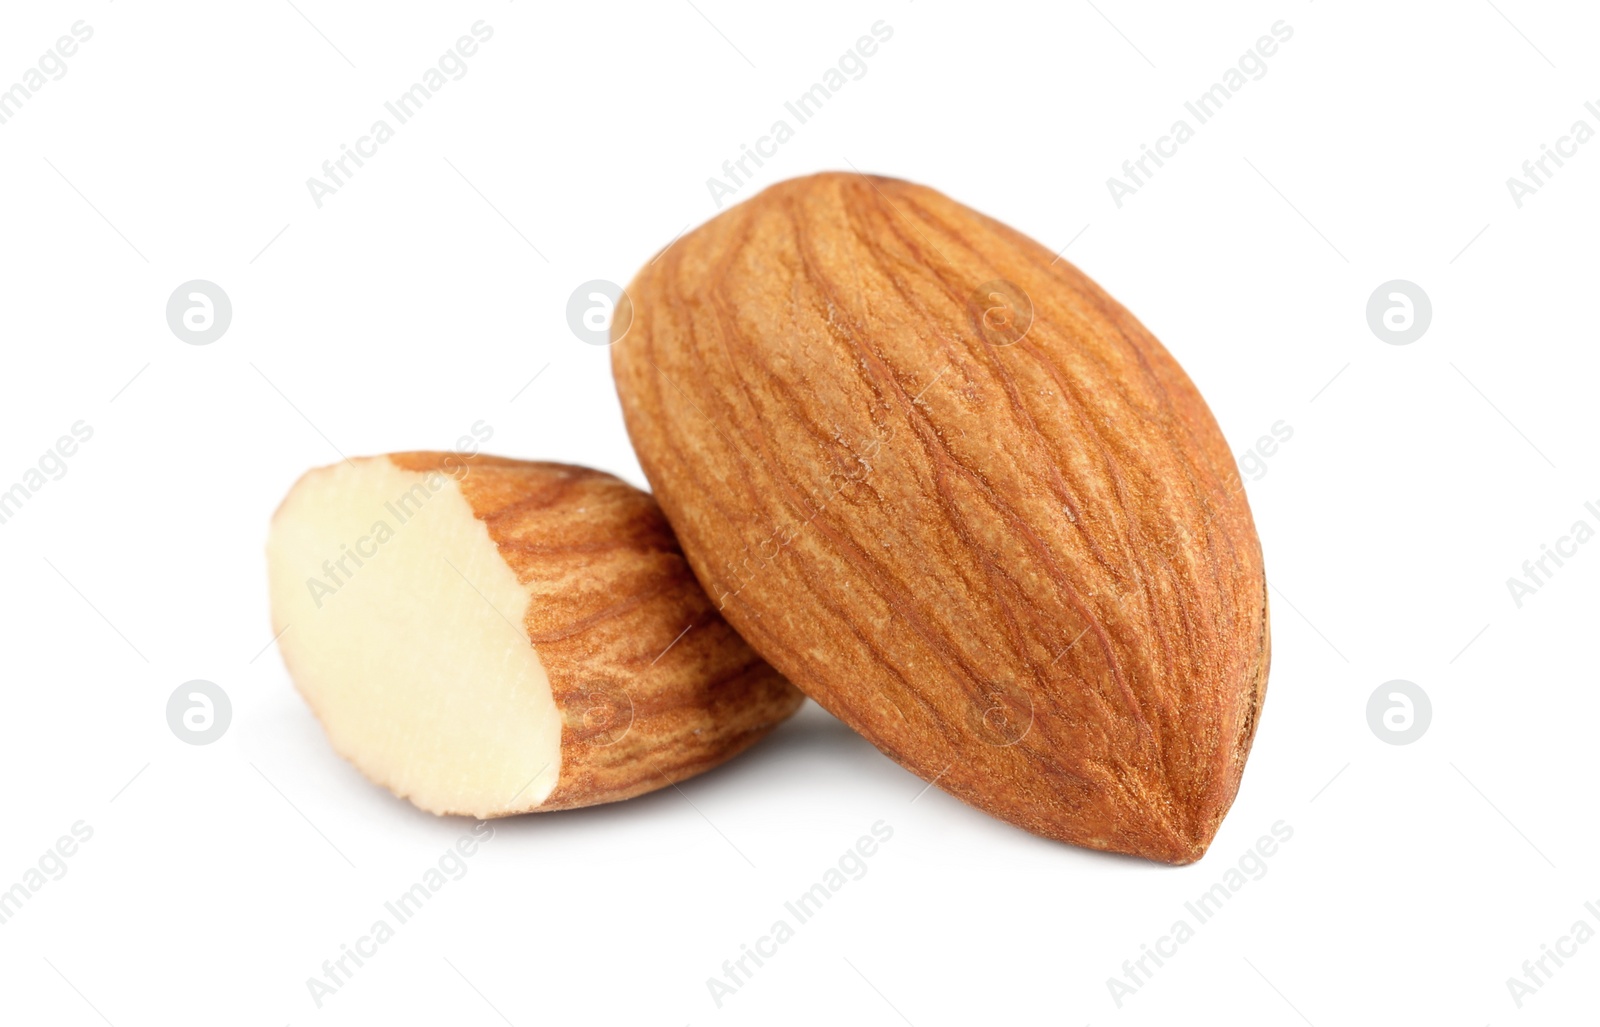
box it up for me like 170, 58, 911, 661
387, 453, 805, 811
610, 173, 1269, 863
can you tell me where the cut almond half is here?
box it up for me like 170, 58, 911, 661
266, 452, 802, 817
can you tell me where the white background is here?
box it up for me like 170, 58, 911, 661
1, 1, 1596, 1024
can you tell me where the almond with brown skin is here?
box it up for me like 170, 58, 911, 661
611, 173, 1269, 863
267, 452, 803, 817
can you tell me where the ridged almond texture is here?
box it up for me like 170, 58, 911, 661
611, 173, 1269, 863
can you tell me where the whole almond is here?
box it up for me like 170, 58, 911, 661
611, 172, 1269, 863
